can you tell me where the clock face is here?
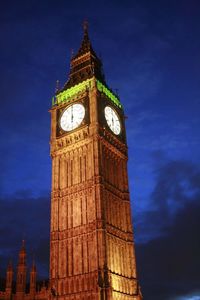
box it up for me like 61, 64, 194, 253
104, 106, 121, 135
60, 103, 85, 131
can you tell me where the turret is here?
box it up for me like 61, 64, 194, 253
16, 240, 27, 300
61, 21, 105, 91
30, 259, 36, 297
5, 260, 13, 300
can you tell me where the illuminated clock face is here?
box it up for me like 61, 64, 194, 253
104, 106, 121, 135
60, 103, 85, 131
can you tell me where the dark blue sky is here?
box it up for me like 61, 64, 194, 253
0, 1, 200, 299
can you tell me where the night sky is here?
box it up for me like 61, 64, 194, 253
0, 1, 200, 299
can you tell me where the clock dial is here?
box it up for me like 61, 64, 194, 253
60, 103, 85, 131
104, 106, 121, 135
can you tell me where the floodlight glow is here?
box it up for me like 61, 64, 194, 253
52, 78, 122, 108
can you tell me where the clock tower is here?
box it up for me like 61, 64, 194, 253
49, 23, 142, 300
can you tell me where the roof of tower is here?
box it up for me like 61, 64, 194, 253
60, 21, 106, 91
19, 240, 26, 255
31, 259, 36, 272
52, 23, 122, 109
7, 260, 13, 271
17, 240, 26, 266
72, 20, 98, 59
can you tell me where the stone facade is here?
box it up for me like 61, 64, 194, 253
0, 241, 49, 300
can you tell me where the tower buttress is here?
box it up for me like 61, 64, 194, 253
16, 240, 27, 300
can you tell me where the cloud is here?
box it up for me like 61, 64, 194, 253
136, 199, 200, 300
135, 159, 200, 242
134, 159, 200, 299
174, 292, 200, 300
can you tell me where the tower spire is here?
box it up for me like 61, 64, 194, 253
30, 257, 37, 296
62, 22, 105, 90
5, 260, 13, 299
7, 259, 13, 271
16, 240, 27, 298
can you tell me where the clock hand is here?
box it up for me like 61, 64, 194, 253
111, 111, 114, 128
71, 106, 73, 124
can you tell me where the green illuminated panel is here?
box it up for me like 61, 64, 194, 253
96, 80, 122, 108
52, 78, 122, 109
52, 78, 94, 106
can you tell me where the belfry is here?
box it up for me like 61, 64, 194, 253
49, 23, 142, 299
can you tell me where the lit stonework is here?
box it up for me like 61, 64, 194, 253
0, 241, 49, 300
49, 24, 142, 299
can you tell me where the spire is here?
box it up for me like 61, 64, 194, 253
16, 241, 27, 294
7, 260, 13, 272
72, 20, 97, 59
21, 239, 25, 250
18, 240, 26, 266
31, 257, 36, 272
62, 22, 105, 90
6, 260, 13, 294
30, 258, 37, 294
19, 240, 26, 256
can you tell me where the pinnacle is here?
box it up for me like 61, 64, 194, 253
61, 22, 105, 90
21, 239, 26, 251
31, 259, 36, 272
72, 21, 98, 60
7, 260, 13, 271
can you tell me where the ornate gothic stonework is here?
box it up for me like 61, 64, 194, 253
49, 24, 142, 300
0, 241, 49, 300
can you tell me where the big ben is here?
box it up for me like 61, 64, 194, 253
49, 23, 142, 300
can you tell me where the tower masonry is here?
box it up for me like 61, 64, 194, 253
5, 261, 13, 300
16, 240, 27, 300
49, 24, 142, 300
0, 241, 49, 300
